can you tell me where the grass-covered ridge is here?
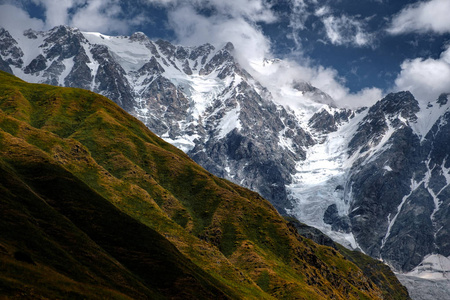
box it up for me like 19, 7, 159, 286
0, 71, 409, 299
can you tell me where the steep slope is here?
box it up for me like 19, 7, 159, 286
345, 92, 450, 271
288, 91, 450, 275
0, 157, 230, 299
0, 25, 314, 214
0, 71, 409, 299
288, 218, 410, 300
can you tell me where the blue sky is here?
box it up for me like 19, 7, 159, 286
1, 0, 450, 107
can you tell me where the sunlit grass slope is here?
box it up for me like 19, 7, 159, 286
0, 71, 409, 299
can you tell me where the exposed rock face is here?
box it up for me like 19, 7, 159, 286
293, 81, 336, 107
343, 92, 450, 271
24, 54, 47, 74
42, 25, 87, 60
309, 108, 354, 134
90, 44, 135, 110
137, 75, 190, 138
423, 109, 450, 259
188, 79, 313, 212
0, 28, 23, 68
0, 25, 315, 216
324, 203, 351, 233
0, 55, 12, 74
2, 25, 450, 274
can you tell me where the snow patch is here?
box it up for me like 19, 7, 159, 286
362, 118, 396, 165
171, 74, 233, 120
59, 57, 74, 86
411, 96, 450, 140
278, 128, 296, 154
404, 254, 450, 280
13, 30, 45, 67
82, 43, 100, 90
217, 105, 242, 139
161, 134, 200, 153
83, 31, 151, 72
382, 176, 425, 249
441, 157, 450, 186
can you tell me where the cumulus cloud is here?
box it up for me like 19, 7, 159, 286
70, 0, 130, 33
307, 67, 383, 107
393, 45, 450, 102
338, 87, 384, 108
144, 0, 276, 67
168, 6, 271, 64
3, 0, 145, 34
286, 2, 376, 49
249, 58, 383, 109
0, 4, 45, 36
388, 0, 450, 35
30, 0, 79, 29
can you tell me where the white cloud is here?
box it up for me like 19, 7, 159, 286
147, 0, 276, 23
207, 0, 276, 23
339, 87, 384, 108
15, 0, 143, 34
394, 45, 450, 102
30, 0, 79, 29
321, 15, 374, 47
306, 66, 382, 107
388, 0, 450, 35
315, 6, 330, 18
249, 58, 383, 109
146, 0, 275, 67
0, 4, 45, 36
288, 0, 309, 39
168, 6, 271, 64
70, 0, 130, 33
287, 2, 376, 50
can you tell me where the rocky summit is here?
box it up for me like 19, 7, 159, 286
1, 25, 450, 282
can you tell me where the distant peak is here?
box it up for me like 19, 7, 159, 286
223, 42, 234, 52
370, 91, 419, 120
50, 25, 75, 32
437, 93, 449, 106
48, 25, 84, 39
381, 91, 416, 106
130, 31, 149, 42
23, 29, 38, 39
293, 81, 336, 107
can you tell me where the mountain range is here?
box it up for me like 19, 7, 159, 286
1, 25, 450, 297
0, 70, 410, 299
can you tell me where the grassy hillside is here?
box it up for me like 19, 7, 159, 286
288, 218, 410, 300
0, 71, 409, 299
